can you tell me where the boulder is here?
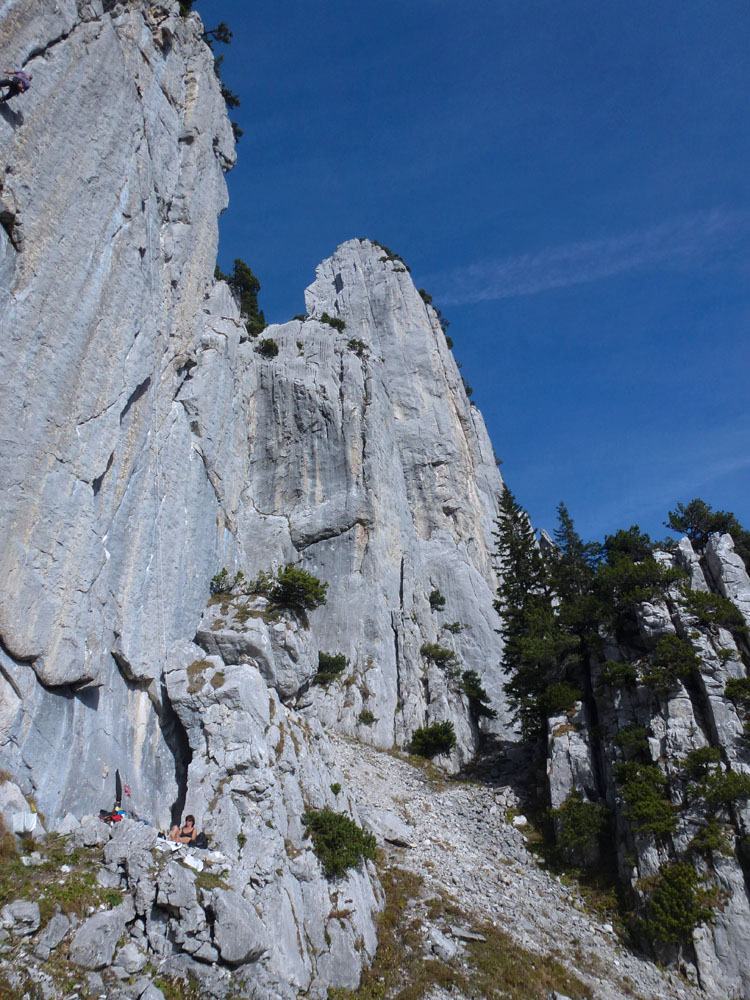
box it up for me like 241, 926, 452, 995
68, 897, 135, 969
0, 899, 40, 936
34, 910, 71, 959
362, 807, 415, 847
117, 941, 148, 975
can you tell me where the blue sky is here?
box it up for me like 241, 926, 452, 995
203, 0, 750, 544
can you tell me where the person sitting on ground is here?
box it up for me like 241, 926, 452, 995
0, 68, 32, 103
168, 814, 198, 844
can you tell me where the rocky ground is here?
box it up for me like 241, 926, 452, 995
0, 727, 718, 1000
330, 731, 708, 1000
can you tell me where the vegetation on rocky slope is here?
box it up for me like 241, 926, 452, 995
494, 489, 750, 957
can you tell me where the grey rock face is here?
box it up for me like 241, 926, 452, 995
0, 0, 235, 830
0, 4, 518, 998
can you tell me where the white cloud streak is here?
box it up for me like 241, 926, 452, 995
432, 208, 750, 305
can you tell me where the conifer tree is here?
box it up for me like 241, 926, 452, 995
665, 498, 750, 569
216, 259, 266, 337
494, 487, 559, 736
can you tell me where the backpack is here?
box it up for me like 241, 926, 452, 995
194, 832, 208, 850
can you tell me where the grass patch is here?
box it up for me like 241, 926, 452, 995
0, 835, 122, 924
195, 870, 230, 891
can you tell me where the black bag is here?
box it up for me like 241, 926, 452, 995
194, 832, 208, 850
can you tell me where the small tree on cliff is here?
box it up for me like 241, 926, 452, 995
215, 259, 266, 338
665, 498, 750, 569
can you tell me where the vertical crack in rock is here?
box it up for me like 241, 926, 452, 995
391, 612, 402, 710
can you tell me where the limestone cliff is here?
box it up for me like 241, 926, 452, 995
0, 2, 509, 995
1, 3, 509, 836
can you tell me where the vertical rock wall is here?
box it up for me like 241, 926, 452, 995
0, 0, 239, 828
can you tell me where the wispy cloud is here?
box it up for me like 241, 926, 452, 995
431, 208, 750, 305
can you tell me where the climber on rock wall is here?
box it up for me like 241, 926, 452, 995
0, 68, 32, 103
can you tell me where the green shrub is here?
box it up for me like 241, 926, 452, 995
210, 568, 253, 597
347, 338, 367, 357
420, 643, 456, 666
615, 762, 677, 838
680, 589, 747, 635
418, 288, 433, 305
641, 635, 701, 691
538, 682, 582, 717
703, 771, 750, 812
665, 499, 750, 568
445, 335, 454, 349
614, 725, 650, 758
688, 818, 731, 858
460, 670, 497, 719
641, 861, 715, 946
210, 567, 231, 595
320, 312, 346, 332
255, 338, 279, 358
302, 808, 376, 878
428, 589, 446, 611
358, 709, 376, 725
330, 783, 341, 796
247, 568, 274, 596
551, 792, 607, 864
374, 242, 411, 271
681, 746, 722, 780
443, 621, 467, 634
595, 552, 685, 626
408, 721, 457, 758
725, 678, 750, 704
314, 652, 348, 685
462, 378, 473, 399
271, 565, 328, 610
599, 660, 638, 688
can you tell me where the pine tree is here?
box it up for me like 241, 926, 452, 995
494, 487, 559, 736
